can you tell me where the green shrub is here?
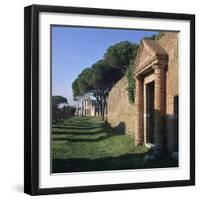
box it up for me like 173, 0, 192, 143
126, 65, 135, 104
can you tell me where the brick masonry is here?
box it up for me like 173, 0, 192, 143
106, 76, 135, 135
158, 33, 178, 152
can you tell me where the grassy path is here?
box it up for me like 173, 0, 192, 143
52, 117, 177, 173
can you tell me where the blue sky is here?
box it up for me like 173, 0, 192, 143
52, 26, 157, 105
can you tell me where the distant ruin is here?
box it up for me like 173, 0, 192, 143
75, 96, 101, 117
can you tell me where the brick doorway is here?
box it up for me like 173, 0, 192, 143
134, 39, 168, 151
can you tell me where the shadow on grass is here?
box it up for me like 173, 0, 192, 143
52, 152, 178, 173
54, 122, 101, 126
52, 125, 103, 130
52, 129, 106, 136
53, 133, 121, 143
52, 122, 115, 136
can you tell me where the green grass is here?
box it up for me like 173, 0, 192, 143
52, 117, 178, 173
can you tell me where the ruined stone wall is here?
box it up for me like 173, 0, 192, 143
106, 76, 135, 136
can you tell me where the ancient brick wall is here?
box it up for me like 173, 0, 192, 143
158, 32, 178, 114
158, 32, 178, 153
106, 76, 135, 136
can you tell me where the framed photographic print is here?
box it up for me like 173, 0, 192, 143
24, 4, 195, 195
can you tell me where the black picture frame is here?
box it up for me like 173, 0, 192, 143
24, 4, 195, 196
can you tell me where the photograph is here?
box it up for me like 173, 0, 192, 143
24, 5, 195, 195
51, 26, 179, 173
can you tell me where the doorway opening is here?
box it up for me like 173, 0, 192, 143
174, 95, 179, 152
146, 81, 155, 144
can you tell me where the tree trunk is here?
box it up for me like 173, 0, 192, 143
93, 89, 108, 121
100, 101, 106, 121
102, 106, 105, 121
99, 104, 104, 121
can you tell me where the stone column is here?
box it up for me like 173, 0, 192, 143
135, 76, 144, 145
153, 64, 166, 150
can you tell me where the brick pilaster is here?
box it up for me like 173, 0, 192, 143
135, 76, 144, 145
154, 65, 166, 149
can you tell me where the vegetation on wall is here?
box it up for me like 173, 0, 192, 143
155, 32, 165, 40
142, 31, 165, 41
126, 64, 135, 103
